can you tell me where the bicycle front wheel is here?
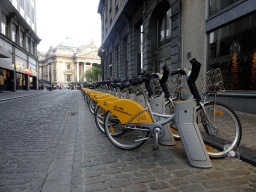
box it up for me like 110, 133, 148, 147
104, 111, 150, 150
197, 102, 242, 158
94, 106, 106, 134
89, 98, 97, 114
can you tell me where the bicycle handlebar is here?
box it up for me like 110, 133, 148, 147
169, 58, 201, 102
160, 65, 170, 98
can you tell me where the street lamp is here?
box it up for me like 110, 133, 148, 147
49, 63, 52, 91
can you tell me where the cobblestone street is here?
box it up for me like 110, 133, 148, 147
0, 90, 256, 192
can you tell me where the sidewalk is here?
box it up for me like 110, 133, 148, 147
0, 89, 53, 101
0, 89, 256, 166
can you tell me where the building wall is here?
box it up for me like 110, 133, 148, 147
98, 0, 181, 79
0, 0, 40, 91
181, 1, 207, 71
38, 41, 101, 87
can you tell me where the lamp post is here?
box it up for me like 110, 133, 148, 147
49, 63, 52, 91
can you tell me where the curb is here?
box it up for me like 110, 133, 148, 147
0, 92, 49, 102
237, 145, 256, 167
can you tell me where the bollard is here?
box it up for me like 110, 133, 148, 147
174, 100, 212, 168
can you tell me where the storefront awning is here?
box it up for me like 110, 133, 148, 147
0, 46, 10, 58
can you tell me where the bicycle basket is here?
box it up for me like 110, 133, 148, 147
150, 76, 162, 97
166, 74, 185, 95
195, 68, 225, 95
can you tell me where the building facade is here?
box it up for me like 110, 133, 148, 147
38, 38, 101, 88
0, 0, 40, 91
98, 0, 256, 113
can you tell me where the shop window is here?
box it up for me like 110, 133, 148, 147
0, 69, 5, 86
209, 0, 240, 17
1, 14, 7, 36
29, 76, 33, 89
158, 8, 171, 47
208, 12, 256, 91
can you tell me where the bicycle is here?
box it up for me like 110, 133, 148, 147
102, 59, 242, 158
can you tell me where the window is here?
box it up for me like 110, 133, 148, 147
208, 12, 256, 91
123, 38, 128, 77
209, 0, 240, 17
20, 30, 24, 47
12, 0, 18, 9
11, 23, 18, 43
158, 8, 172, 47
115, 0, 118, 15
26, 37, 30, 52
67, 63, 70, 70
1, 14, 7, 36
31, 0, 35, 8
31, 7, 35, 24
136, 22, 143, 74
20, 0, 25, 17
116, 46, 119, 78
25, 2, 30, 24
67, 75, 71, 82
109, 0, 112, 13
31, 41, 34, 55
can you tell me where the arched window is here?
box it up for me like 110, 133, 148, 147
158, 8, 172, 47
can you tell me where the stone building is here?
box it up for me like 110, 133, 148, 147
0, 0, 40, 91
98, 0, 256, 113
38, 38, 101, 88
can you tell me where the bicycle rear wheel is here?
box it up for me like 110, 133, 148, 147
196, 102, 242, 158
104, 111, 150, 150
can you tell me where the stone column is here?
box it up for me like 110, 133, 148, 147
77, 62, 79, 82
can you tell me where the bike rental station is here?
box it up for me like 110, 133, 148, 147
81, 58, 242, 169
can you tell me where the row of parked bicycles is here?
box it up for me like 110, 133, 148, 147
81, 58, 242, 159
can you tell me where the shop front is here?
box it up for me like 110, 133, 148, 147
16, 72, 26, 90
0, 68, 14, 91
208, 12, 256, 92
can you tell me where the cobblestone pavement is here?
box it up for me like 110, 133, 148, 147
0, 90, 256, 192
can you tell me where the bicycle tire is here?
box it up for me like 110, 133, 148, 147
84, 94, 88, 103
94, 106, 106, 134
196, 102, 242, 158
104, 111, 150, 150
89, 98, 97, 114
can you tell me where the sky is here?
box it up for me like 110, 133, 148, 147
36, 0, 101, 52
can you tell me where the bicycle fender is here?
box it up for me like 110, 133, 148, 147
94, 94, 112, 102
91, 92, 106, 100
97, 96, 120, 110
106, 99, 153, 124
